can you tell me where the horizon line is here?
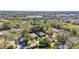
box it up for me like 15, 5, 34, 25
0, 10, 79, 11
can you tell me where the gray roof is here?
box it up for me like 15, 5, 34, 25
36, 32, 46, 37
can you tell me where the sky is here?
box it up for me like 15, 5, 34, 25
0, 0, 79, 11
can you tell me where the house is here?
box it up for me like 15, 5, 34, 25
35, 32, 46, 37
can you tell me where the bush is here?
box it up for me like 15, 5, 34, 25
72, 45, 79, 49
5, 45, 14, 49
50, 42, 58, 48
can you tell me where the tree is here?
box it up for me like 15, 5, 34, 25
1, 21, 11, 30
55, 33, 68, 44
50, 41, 58, 48
46, 28, 53, 35
71, 44, 79, 49
38, 37, 49, 48
70, 28, 77, 35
